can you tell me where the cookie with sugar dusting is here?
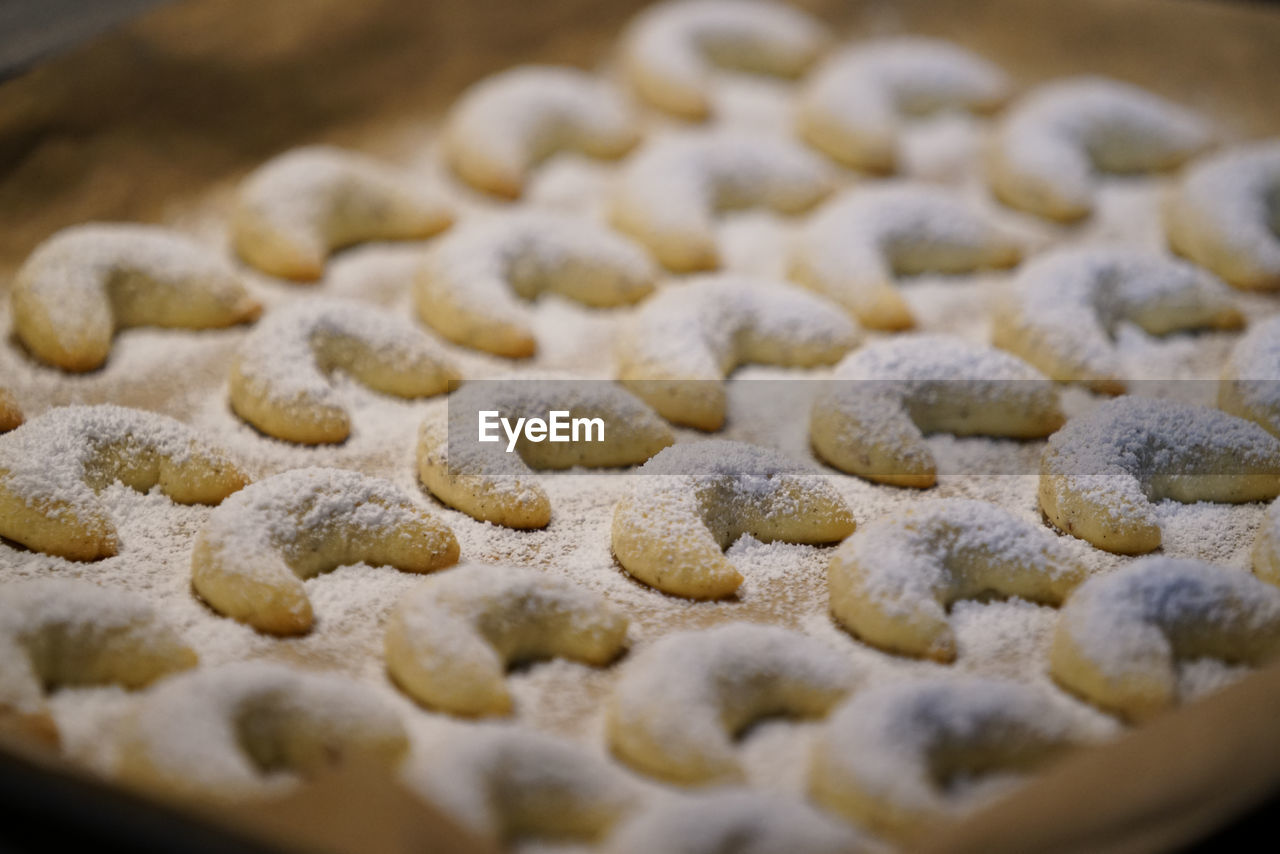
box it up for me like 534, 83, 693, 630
0, 405, 248, 561
993, 247, 1243, 395
1164, 140, 1280, 291
444, 65, 640, 199
789, 183, 1021, 330
417, 380, 672, 528
620, 0, 828, 120
811, 334, 1064, 488
11, 223, 261, 372
192, 467, 458, 635
1219, 316, 1280, 441
233, 145, 453, 280
607, 622, 859, 784
612, 132, 836, 272
810, 678, 1092, 841
987, 76, 1213, 221
0, 389, 21, 433
0, 579, 196, 745
797, 37, 1010, 173
1050, 556, 1280, 721
385, 564, 628, 715
828, 499, 1087, 661
414, 212, 655, 358
607, 789, 873, 854
611, 441, 856, 599
403, 724, 641, 845
1038, 396, 1280, 555
1251, 497, 1280, 588
229, 297, 457, 445
616, 275, 859, 431
118, 661, 408, 801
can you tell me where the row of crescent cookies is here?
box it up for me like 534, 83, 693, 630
3, 1, 1280, 849
4, 402, 1280, 846
4, 0, 1278, 383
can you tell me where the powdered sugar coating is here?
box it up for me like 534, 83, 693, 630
621, 0, 828, 119
811, 677, 1091, 839
798, 37, 1009, 173
191, 466, 458, 634
606, 622, 859, 783
414, 211, 655, 357
1039, 397, 1280, 554
444, 65, 639, 198
617, 275, 859, 430
811, 334, 1063, 486
1164, 140, 1280, 290
232, 145, 452, 280
607, 788, 873, 854
1050, 556, 1280, 720
118, 660, 408, 800
989, 76, 1212, 221
611, 440, 856, 598
790, 183, 1021, 329
230, 297, 457, 444
612, 132, 836, 271
402, 723, 642, 844
994, 246, 1242, 394
0, 579, 196, 728
386, 564, 628, 715
0, 404, 247, 560
1220, 314, 1280, 438
10, 222, 260, 372
827, 498, 1086, 661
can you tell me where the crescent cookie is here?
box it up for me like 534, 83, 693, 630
789, 184, 1021, 330
10, 223, 261, 372
606, 623, 859, 784
1219, 315, 1280, 438
1038, 396, 1280, 554
810, 678, 1089, 840
612, 441, 856, 599
1251, 498, 1280, 588
606, 789, 874, 854
0, 389, 21, 433
0, 405, 248, 561
118, 661, 408, 800
828, 499, 1088, 661
987, 76, 1213, 221
233, 145, 453, 280
191, 467, 459, 635
0, 579, 196, 744
414, 212, 655, 358
1050, 557, 1280, 721
1164, 141, 1280, 291
616, 276, 859, 431
403, 725, 641, 844
810, 334, 1064, 488
992, 247, 1243, 395
620, 0, 828, 120
417, 380, 673, 528
385, 564, 629, 715
797, 38, 1010, 173
443, 65, 640, 199
229, 297, 457, 445
612, 133, 836, 272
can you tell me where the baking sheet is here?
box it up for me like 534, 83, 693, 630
2, 0, 1280, 851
